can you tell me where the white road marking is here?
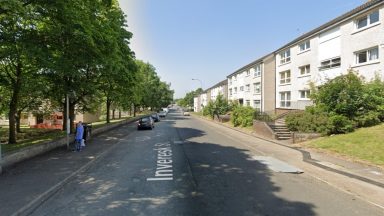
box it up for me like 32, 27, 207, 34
146, 142, 174, 181
252, 156, 304, 173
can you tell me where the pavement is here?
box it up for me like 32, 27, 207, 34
0, 115, 383, 216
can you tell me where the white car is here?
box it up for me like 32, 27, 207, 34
183, 111, 190, 116
162, 108, 169, 113
158, 111, 167, 117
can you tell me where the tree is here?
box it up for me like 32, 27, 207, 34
133, 60, 173, 112
178, 88, 203, 109
0, 1, 42, 143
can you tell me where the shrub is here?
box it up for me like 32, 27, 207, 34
231, 106, 255, 127
202, 101, 214, 118
327, 114, 354, 134
285, 110, 329, 134
355, 111, 381, 127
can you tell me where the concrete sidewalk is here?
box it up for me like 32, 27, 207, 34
0, 122, 137, 216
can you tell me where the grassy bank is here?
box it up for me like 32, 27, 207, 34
0, 116, 140, 153
304, 123, 384, 167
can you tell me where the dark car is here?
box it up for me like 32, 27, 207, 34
137, 116, 154, 130
151, 113, 160, 122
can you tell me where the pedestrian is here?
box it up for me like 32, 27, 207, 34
75, 121, 84, 152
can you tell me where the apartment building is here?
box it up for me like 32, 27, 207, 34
275, 0, 384, 114
207, 80, 228, 102
193, 91, 208, 112
227, 53, 276, 113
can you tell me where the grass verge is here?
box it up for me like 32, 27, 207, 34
304, 123, 384, 167
0, 115, 144, 153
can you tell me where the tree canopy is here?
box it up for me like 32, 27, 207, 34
0, 0, 173, 143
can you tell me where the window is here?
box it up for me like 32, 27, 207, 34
319, 57, 341, 71
356, 10, 379, 29
229, 88, 232, 96
234, 87, 237, 94
299, 40, 310, 52
299, 90, 310, 99
355, 46, 379, 64
246, 70, 250, 76
299, 65, 310, 76
240, 86, 244, 91
245, 84, 250, 92
229, 78, 232, 85
234, 75, 237, 81
279, 70, 291, 84
280, 49, 291, 64
253, 82, 261, 94
254, 64, 261, 77
280, 92, 291, 108
246, 100, 250, 106
253, 100, 261, 110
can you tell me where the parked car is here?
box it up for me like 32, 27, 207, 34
162, 108, 169, 113
183, 111, 190, 116
158, 111, 167, 118
151, 113, 160, 122
137, 116, 154, 130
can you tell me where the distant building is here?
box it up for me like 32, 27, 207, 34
227, 53, 276, 113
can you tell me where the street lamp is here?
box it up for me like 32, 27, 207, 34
66, 93, 70, 150
66, 91, 76, 150
0, 138, 2, 174
191, 78, 203, 90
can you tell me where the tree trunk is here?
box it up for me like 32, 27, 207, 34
112, 109, 115, 119
8, 60, 23, 144
69, 102, 76, 133
63, 97, 67, 131
16, 110, 22, 133
133, 104, 136, 117
106, 97, 111, 123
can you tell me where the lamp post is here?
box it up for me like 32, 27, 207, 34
66, 93, 70, 150
65, 91, 75, 150
0, 138, 2, 174
191, 78, 203, 90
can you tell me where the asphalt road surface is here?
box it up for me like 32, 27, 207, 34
30, 109, 384, 216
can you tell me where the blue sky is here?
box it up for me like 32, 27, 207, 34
119, 0, 366, 98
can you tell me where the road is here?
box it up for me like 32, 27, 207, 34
30, 109, 384, 216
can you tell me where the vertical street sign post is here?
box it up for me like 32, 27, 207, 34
66, 94, 70, 150
0, 141, 2, 174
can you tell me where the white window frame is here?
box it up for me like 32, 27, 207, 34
229, 88, 232, 96
246, 70, 250, 77
319, 57, 341, 71
355, 46, 379, 65
280, 91, 291, 108
253, 100, 261, 110
298, 40, 310, 52
240, 86, 244, 92
299, 90, 310, 99
245, 84, 250, 92
280, 49, 291, 64
254, 64, 261, 77
246, 100, 250, 106
253, 82, 261, 94
356, 10, 379, 30
279, 70, 291, 85
299, 65, 310, 76
234, 87, 237, 94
